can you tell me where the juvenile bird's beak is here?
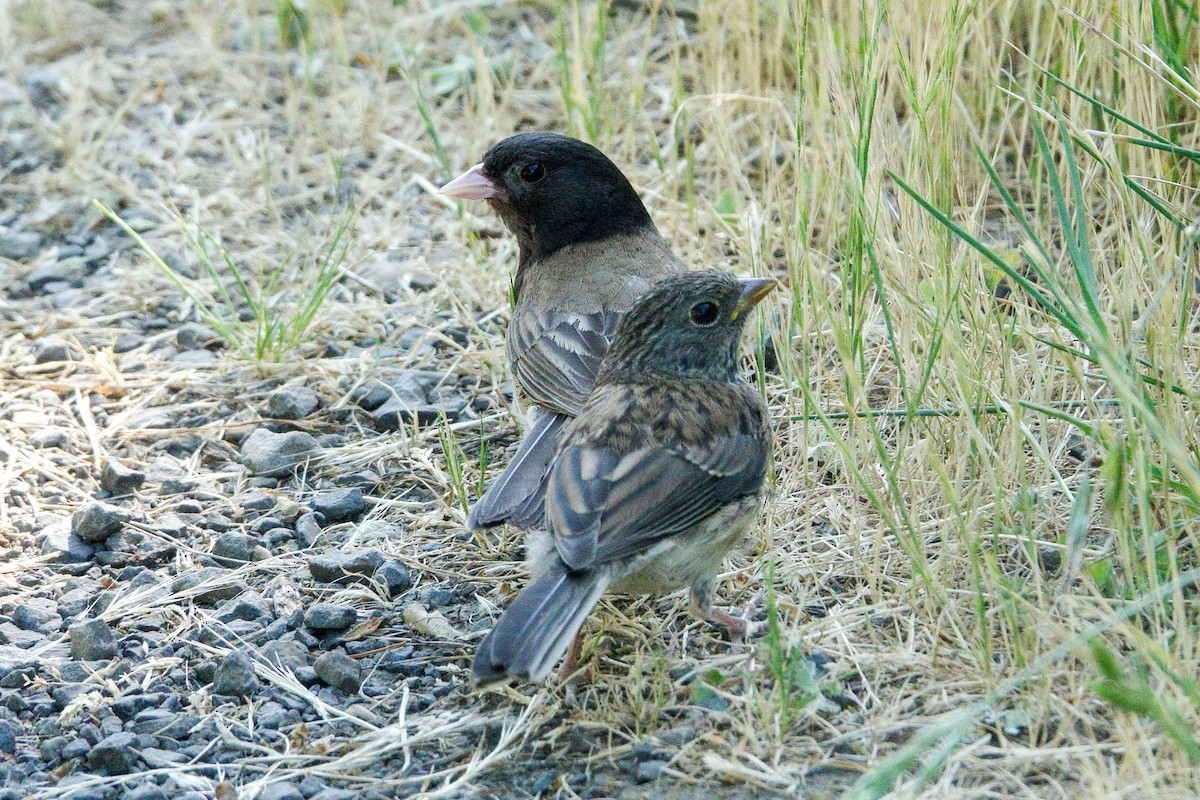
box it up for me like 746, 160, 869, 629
732, 277, 777, 320
440, 163, 504, 201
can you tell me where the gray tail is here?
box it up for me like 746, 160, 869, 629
466, 408, 566, 531
473, 567, 609, 684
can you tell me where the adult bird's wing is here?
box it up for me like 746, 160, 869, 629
508, 310, 621, 417
545, 434, 768, 571
466, 407, 566, 530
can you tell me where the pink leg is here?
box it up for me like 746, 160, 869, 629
558, 629, 585, 680
690, 577, 758, 639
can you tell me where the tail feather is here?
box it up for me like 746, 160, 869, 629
467, 408, 566, 531
473, 567, 609, 683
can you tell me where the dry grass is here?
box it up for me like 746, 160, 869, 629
3, 0, 1199, 798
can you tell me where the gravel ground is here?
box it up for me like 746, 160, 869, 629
0, 4, 835, 799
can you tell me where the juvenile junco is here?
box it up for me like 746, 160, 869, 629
472, 271, 776, 684
440, 133, 684, 530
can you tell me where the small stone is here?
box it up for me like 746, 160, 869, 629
12, 601, 60, 633
304, 604, 357, 631
61, 736, 90, 760
655, 724, 697, 747
312, 651, 361, 693
170, 349, 218, 367
125, 785, 171, 800
266, 385, 321, 420
306, 548, 385, 583
635, 760, 668, 783
57, 584, 103, 617
0, 720, 15, 754
29, 427, 68, 448
294, 512, 322, 546
71, 502, 128, 543
0, 623, 42, 648
32, 336, 71, 364
240, 429, 320, 477
87, 731, 139, 775
69, 619, 119, 661
175, 323, 219, 351
375, 561, 413, 597
170, 567, 246, 604
211, 651, 259, 696
99, 461, 145, 495
216, 592, 272, 623
260, 638, 310, 672
210, 532, 268, 564
0, 229, 43, 260
38, 519, 95, 564
309, 488, 365, 523
260, 783, 304, 800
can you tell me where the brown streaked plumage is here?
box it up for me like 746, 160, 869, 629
441, 133, 684, 529
472, 271, 776, 684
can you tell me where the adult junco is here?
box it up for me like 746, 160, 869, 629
472, 271, 776, 684
440, 133, 684, 530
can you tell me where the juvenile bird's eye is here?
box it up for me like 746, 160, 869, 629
689, 301, 719, 326
519, 163, 545, 183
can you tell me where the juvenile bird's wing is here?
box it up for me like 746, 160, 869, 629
546, 432, 768, 571
508, 310, 621, 417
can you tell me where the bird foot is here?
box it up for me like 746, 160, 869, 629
699, 590, 766, 640
556, 630, 587, 685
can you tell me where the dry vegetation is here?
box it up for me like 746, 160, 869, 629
2, 0, 1200, 798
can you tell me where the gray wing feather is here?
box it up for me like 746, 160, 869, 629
467, 407, 566, 530
545, 436, 767, 570
509, 311, 620, 416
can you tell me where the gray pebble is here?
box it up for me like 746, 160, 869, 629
635, 759, 668, 783
175, 323, 219, 351
28, 427, 68, 448
0, 229, 43, 260
211, 651, 259, 696
170, 349, 219, 367
215, 592, 272, 623
260, 783, 305, 800
294, 512, 322, 546
250, 515, 284, 534
99, 461, 145, 495
125, 784, 171, 800
68, 619, 119, 661
210, 532, 268, 564
37, 519, 95, 564
71, 502, 128, 543
309, 791, 357, 800
57, 584, 102, 617
310, 487, 365, 523
375, 561, 413, 597
33, 336, 71, 364
306, 548, 384, 583
312, 651, 361, 693
12, 601, 60, 633
304, 603, 357, 631
267, 385, 321, 420
61, 736, 90, 760
128, 710, 197, 739
261, 638, 311, 672
170, 566, 246, 604
240, 429, 320, 477
0, 622, 43, 647
87, 730, 139, 774
0, 720, 15, 754
26, 259, 83, 290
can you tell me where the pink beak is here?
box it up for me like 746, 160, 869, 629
439, 163, 504, 201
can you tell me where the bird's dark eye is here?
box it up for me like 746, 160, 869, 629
519, 163, 545, 183
690, 301, 719, 326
